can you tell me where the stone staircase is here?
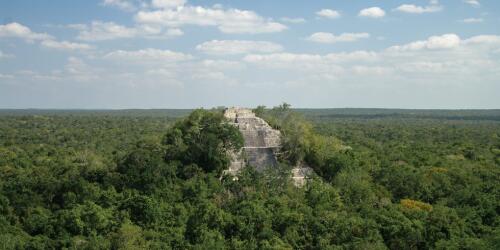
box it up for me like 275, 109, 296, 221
224, 107, 312, 186
245, 148, 279, 171
225, 107, 280, 172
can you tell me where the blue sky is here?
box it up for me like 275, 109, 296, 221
0, 0, 499, 109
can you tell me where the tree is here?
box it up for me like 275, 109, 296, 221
110, 221, 149, 250
253, 105, 266, 117
163, 109, 243, 175
116, 143, 176, 192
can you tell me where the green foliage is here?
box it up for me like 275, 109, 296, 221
256, 103, 314, 165
256, 103, 353, 182
110, 220, 149, 250
0, 109, 498, 249
116, 144, 177, 192
163, 109, 244, 175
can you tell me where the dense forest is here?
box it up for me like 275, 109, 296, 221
0, 107, 499, 249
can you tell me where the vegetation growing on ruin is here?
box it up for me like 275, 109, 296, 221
0, 107, 499, 249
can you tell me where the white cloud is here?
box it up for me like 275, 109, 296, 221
75, 21, 137, 41
6, 30, 499, 108
135, 5, 287, 34
191, 71, 228, 81
41, 40, 92, 51
146, 68, 177, 78
101, 0, 137, 12
351, 66, 392, 76
196, 40, 283, 55
464, 0, 480, 7
244, 53, 321, 65
359, 7, 386, 18
307, 32, 370, 44
14, 57, 101, 83
164, 28, 183, 36
104, 48, 192, 62
316, 9, 341, 19
201, 60, 245, 71
64, 57, 101, 81
237, 34, 500, 95
0, 22, 90, 52
460, 18, 483, 23
0, 73, 14, 79
280, 17, 306, 24
248, 51, 379, 80
244, 34, 500, 76
388, 34, 461, 51
394, 4, 443, 14
243, 54, 329, 80
66, 24, 88, 30
151, 0, 186, 9
326, 51, 379, 62
0, 22, 52, 41
244, 51, 376, 64
73, 21, 183, 41
0, 50, 13, 59
463, 35, 500, 45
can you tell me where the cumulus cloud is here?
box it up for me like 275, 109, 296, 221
0, 22, 91, 51
196, 40, 283, 55
243, 51, 378, 66
280, 17, 306, 24
75, 21, 136, 41
0, 22, 52, 41
463, 35, 500, 45
104, 48, 192, 62
244, 53, 321, 65
464, 0, 480, 7
0, 73, 14, 79
306, 32, 370, 44
243, 53, 339, 78
242, 51, 378, 78
460, 18, 483, 23
316, 9, 341, 19
387, 34, 461, 51
359, 7, 386, 18
7, 29, 499, 108
12, 57, 101, 83
101, 0, 137, 12
63, 57, 101, 81
395, 4, 443, 14
73, 21, 183, 41
242, 33, 500, 85
41, 40, 92, 51
163, 28, 184, 36
0, 50, 13, 59
134, 5, 287, 34
201, 59, 245, 71
242, 51, 379, 82
151, 0, 186, 9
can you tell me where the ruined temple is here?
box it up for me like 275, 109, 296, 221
224, 107, 312, 186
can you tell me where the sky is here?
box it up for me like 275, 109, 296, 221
0, 0, 499, 109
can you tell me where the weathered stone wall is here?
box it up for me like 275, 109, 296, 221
224, 107, 312, 186
225, 107, 280, 172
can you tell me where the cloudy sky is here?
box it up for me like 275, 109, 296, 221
1, 0, 499, 109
